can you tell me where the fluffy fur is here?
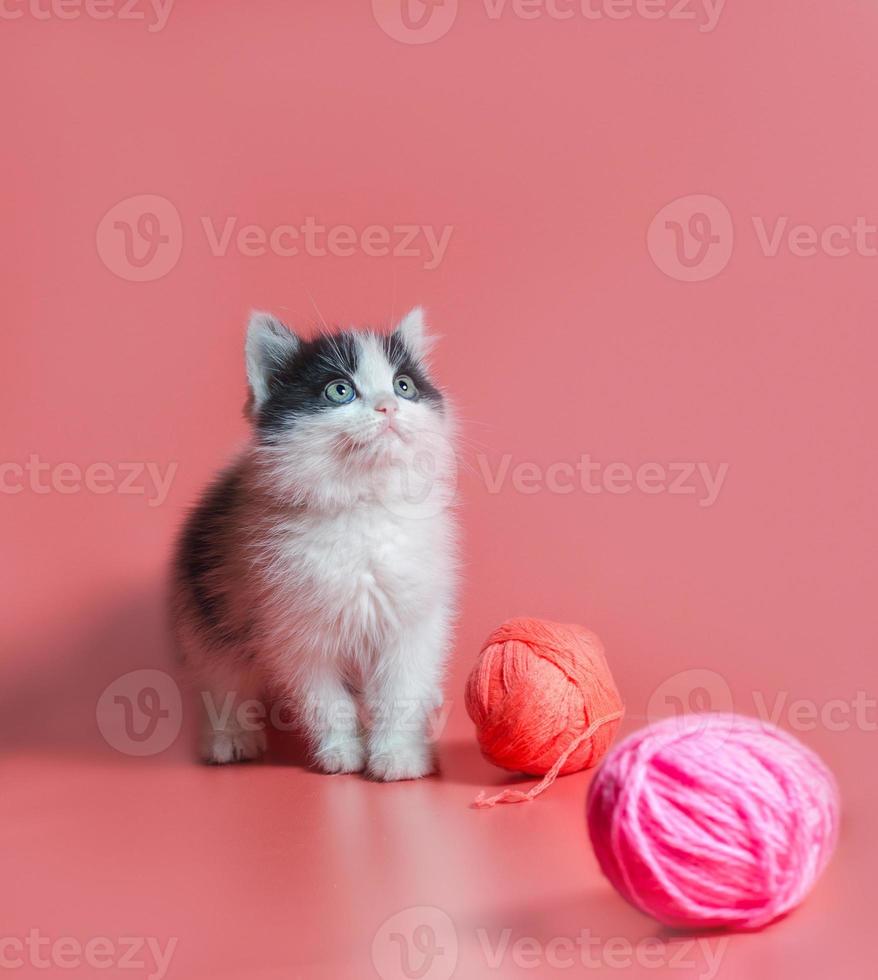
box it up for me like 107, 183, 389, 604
172, 308, 457, 780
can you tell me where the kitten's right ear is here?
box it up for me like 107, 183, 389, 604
394, 306, 436, 362
245, 311, 299, 416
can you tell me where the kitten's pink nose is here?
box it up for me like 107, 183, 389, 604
374, 397, 398, 416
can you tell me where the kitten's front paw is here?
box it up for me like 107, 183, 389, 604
202, 728, 267, 765
314, 740, 367, 775
368, 742, 435, 782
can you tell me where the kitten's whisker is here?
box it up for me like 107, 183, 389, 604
388, 264, 398, 334
304, 287, 329, 333
451, 434, 503, 455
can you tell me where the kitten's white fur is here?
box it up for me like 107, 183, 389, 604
172, 308, 457, 780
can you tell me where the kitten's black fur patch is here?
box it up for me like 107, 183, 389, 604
256, 329, 442, 436
175, 464, 249, 648
381, 332, 443, 405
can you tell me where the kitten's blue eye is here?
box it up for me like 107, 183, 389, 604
324, 379, 356, 405
394, 375, 418, 400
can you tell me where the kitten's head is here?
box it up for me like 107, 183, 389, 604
245, 308, 454, 510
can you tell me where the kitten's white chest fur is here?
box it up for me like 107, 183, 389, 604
173, 308, 457, 781
263, 501, 453, 656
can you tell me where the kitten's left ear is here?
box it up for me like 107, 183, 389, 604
394, 307, 437, 361
245, 311, 299, 416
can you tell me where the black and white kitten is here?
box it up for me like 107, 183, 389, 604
172, 308, 457, 780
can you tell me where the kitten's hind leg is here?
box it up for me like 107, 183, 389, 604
193, 657, 267, 765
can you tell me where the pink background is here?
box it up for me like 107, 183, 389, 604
2, 2, 876, 978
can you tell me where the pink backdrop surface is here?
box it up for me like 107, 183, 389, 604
1, 2, 876, 978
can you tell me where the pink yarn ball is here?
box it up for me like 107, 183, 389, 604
587, 713, 840, 930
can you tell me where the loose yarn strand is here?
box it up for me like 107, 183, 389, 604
473, 708, 625, 808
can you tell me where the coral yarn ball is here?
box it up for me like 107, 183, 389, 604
587, 713, 840, 930
465, 618, 624, 778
